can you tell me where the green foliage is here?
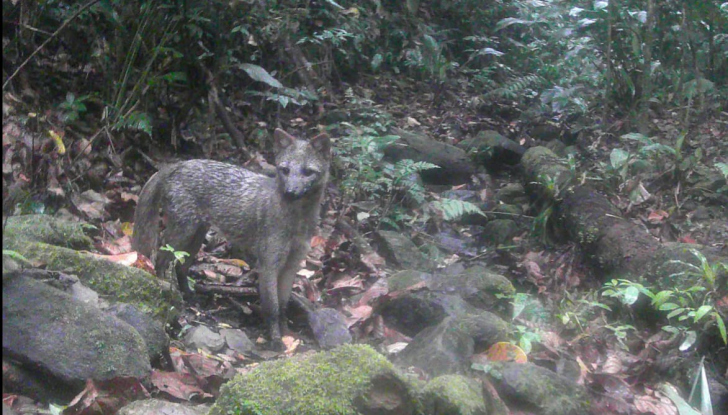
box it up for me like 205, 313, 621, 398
430, 198, 485, 221
404, 33, 459, 82
597, 132, 698, 190
512, 324, 541, 355
58, 93, 90, 123
2, 249, 30, 263
334, 122, 440, 229
602, 260, 728, 346
160, 244, 190, 265
485, 74, 543, 101
160, 244, 193, 291
716, 162, 728, 180
557, 291, 611, 333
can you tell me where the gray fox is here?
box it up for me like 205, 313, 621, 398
132, 128, 331, 349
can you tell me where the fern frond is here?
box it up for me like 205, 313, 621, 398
486, 74, 543, 100
431, 198, 486, 221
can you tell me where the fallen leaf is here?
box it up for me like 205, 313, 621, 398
283, 336, 300, 354
343, 304, 373, 327
386, 342, 408, 354
484, 342, 528, 363
358, 278, 388, 306
88, 251, 138, 266
328, 275, 364, 291
647, 209, 669, 224
406, 117, 421, 126
149, 370, 211, 401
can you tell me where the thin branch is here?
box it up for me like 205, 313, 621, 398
3, 0, 101, 91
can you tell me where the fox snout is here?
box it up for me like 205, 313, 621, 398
278, 170, 315, 199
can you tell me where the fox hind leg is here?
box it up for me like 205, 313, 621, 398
158, 214, 209, 295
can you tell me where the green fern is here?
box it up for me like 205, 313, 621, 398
431, 198, 486, 221
486, 74, 543, 100
111, 111, 153, 136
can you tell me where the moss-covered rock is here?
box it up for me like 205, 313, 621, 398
430, 265, 515, 316
2, 214, 93, 250
208, 344, 420, 415
13, 241, 181, 322
3, 215, 181, 323
485, 361, 590, 415
421, 375, 488, 415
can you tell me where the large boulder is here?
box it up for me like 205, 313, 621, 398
3, 273, 152, 395
3, 215, 182, 322
208, 344, 418, 415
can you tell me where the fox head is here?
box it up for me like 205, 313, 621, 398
273, 128, 331, 200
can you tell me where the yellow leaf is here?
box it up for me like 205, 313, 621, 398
48, 130, 66, 155
120, 222, 134, 236
485, 342, 528, 363
341, 7, 360, 17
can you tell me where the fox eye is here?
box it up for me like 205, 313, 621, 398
302, 168, 316, 177
279, 166, 290, 175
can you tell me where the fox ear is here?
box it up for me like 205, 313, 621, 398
274, 128, 296, 151
310, 132, 330, 155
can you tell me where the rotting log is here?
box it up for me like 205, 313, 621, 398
521, 146, 727, 291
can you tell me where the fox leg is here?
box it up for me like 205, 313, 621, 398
158, 212, 208, 295
257, 237, 291, 350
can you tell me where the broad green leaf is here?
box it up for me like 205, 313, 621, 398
714, 313, 727, 344
679, 331, 697, 351
693, 305, 712, 322
659, 383, 701, 415
651, 290, 672, 306
622, 286, 640, 305
239, 63, 283, 89
161, 71, 187, 83
621, 132, 651, 144
610, 148, 630, 169
667, 308, 686, 319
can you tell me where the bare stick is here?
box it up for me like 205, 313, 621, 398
3, 0, 101, 91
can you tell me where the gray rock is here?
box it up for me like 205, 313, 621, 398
106, 303, 169, 361
183, 325, 226, 353
495, 183, 528, 205
482, 219, 520, 246
379, 289, 478, 337
457, 130, 525, 168
2, 357, 77, 403
483, 361, 590, 415
307, 308, 352, 349
394, 317, 474, 376
383, 128, 476, 185
2, 274, 151, 386
375, 230, 433, 271
457, 311, 511, 348
432, 265, 516, 315
2, 403, 18, 415
117, 399, 208, 415
221, 329, 255, 354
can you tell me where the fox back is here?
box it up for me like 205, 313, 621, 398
132, 128, 331, 349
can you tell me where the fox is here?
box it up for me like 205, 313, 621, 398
132, 128, 331, 350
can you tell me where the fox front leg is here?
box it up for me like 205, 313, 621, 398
257, 248, 287, 351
